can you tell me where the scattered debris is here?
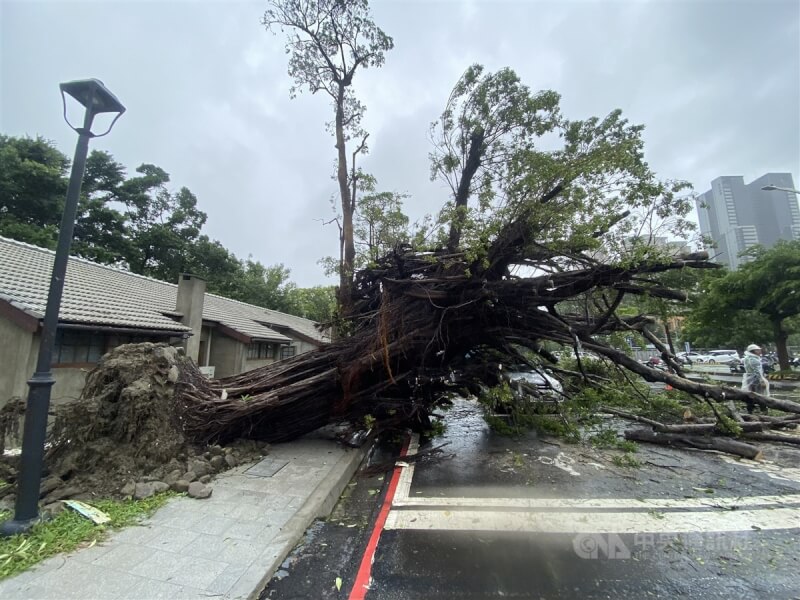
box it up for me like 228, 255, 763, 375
187, 482, 212, 499
63, 500, 110, 525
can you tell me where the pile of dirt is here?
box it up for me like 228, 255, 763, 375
0, 343, 268, 509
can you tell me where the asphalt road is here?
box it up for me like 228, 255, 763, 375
262, 400, 800, 600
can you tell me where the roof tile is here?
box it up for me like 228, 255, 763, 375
0, 237, 327, 344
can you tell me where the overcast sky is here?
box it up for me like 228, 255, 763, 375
2, 0, 798, 287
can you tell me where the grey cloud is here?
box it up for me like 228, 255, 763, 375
2, 0, 797, 287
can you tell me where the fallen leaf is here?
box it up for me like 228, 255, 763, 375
335, 577, 343, 591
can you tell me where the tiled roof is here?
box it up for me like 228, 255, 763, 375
0, 237, 326, 344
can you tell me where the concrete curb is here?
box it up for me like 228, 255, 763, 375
241, 443, 369, 600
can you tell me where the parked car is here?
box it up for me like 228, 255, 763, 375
640, 356, 667, 370
676, 351, 703, 364
695, 349, 740, 365
504, 368, 563, 399
729, 357, 774, 374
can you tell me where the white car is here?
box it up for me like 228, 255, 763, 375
504, 369, 563, 398
695, 350, 740, 365
676, 351, 703, 363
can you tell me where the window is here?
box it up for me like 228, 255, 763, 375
53, 330, 106, 365
280, 345, 296, 360
247, 342, 273, 360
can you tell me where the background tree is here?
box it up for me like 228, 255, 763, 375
263, 0, 393, 319
72, 150, 131, 264
285, 285, 337, 322
684, 241, 800, 369
352, 174, 409, 266
0, 135, 68, 248
119, 164, 208, 281
0, 134, 333, 322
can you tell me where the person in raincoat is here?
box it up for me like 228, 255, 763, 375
742, 343, 769, 414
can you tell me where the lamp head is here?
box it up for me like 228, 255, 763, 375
60, 79, 125, 114
59, 78, 125, 137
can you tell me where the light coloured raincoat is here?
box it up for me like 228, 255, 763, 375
742, 350, 770, 396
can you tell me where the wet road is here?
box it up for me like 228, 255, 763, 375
263, 400, 800, 599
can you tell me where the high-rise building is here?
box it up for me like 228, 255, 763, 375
695, 173, 800, 270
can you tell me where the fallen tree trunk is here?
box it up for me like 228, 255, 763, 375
624, 429, 764, 460
743, 432, 800, 447
602, 406, 797, 434
583, 341, 800, 414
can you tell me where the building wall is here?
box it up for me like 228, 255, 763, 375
243, 358, 273, 372
0, 317, 34, 405
0, 323, 93, 407
27, 335, 93, 405
209, 334, 247, 378
697, 173, 799, 270
294, 340, 317, 355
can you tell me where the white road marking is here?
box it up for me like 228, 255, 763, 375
721, 455, 800, 485
393, 433, 419, 503
536, 452, 580, 476
384, 507, 800, 534
392, 493, 800, 510
389, 433, 800, 536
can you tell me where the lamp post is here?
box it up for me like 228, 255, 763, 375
0, 79, 125, 536
761, 184, 800, 194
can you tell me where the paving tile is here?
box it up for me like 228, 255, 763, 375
261, 509, 296, 529
148, 510, 208, 531
164, 555, 230, 589
276, 465, 324, 478
129, 548, 185, 580
103, 523, 159, 545
145, 499, 198, 523
0, 568, 45, 597
242, 488, 274, 502
261, 493, 294, 509
69, 539, 116, 564
90, 542, 154, 569
222, 521, 274, 542
140, 526, 201, 553
225, 542, 287, 599
0, 582, 49, 599
179, 533, 263, 565
36, 562, 144, 599
200, 486, 240, 502
244, 457, 288, 477
206, 564, 248, 595
18, 553, 69, 576
187, 514, 237, 536
200, 500, 240, 518
115, 578, 202, 600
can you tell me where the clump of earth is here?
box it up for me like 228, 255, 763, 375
0, 343, 268, 512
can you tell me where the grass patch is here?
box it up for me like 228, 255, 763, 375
0, 492, 174, 580
588, 428, 638, 453
612, 454, 642, 468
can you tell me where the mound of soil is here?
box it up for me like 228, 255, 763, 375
0, 343, 267, 507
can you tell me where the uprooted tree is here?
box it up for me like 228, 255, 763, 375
173, 65, 799, 454
5, 65, 799, 496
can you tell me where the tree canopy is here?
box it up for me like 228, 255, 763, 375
684, 241, 800, 368
0, 135, 327, 321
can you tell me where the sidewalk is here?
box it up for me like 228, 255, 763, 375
0, 434, 366, 600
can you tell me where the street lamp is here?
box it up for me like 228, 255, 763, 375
0, 79, 125, 536
761, 185, 800, 194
